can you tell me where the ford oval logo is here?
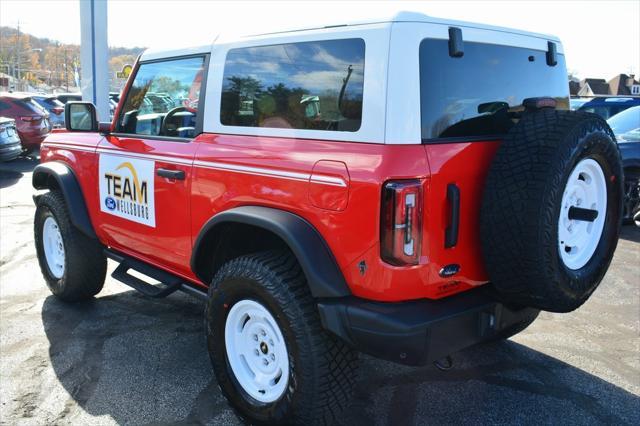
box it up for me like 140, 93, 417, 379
439, 264, 460, 278
105, 196, 116, 210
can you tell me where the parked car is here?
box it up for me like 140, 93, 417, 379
32, 95, 65, 128
58, 92, 116, 122
55, 93, 82, 104
109, 92, 121, 104
578, 96, 640, 119
608, 105, 640, 224
0, 117, 22, 162
31, 12, 623, 424
570, 97, 590, 110
0, 93, 52, 155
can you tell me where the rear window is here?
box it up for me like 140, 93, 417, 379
17, 98, 46, 114
220, 38, 365, 132
420, 39, 569, 141
42, 98, 64, 108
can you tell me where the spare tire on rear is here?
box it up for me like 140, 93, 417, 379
480, 109, 623, 313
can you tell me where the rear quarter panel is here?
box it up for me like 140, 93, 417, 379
191, 134, 432, 301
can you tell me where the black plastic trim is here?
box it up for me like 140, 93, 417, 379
105, 249, 208, 302
157, 168, 185, 180
445, 183, 460, 248
318, 287, 539, 366
546, 41, 558, 66
421, 135, 504, 145
448, 27, 464, 58
191, 206, 350, 298
32, 161, 97, 239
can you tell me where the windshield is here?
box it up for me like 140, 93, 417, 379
607, 106, 640, 142
570, 99, 589, 110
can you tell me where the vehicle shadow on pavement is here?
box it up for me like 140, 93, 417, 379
40, 291, 640, 426
0, 157, 38, 189
619, 225, 640, 243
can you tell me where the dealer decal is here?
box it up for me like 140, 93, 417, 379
99, 154, 156, 227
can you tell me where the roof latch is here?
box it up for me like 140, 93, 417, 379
448, 27, 464, 58
546, 41, 558, 66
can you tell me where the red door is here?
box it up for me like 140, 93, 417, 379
97, 54, 207, 279
96, 135, 197, 277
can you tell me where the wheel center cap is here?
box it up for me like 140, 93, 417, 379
260, 341, 268, 354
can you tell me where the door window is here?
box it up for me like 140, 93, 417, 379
118, 56, 205, 138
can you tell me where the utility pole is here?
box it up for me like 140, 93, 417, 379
64, 47, 69, 91
16, 21, 21, 90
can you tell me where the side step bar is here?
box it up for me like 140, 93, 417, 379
104, 249, 208, 301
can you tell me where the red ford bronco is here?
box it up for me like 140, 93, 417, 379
32, 12, 623, 425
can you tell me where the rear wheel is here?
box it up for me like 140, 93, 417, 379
206, 251, 357, 425
34, 191, 106, 301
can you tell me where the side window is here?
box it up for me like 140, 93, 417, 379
118, 56, 205, 138
0, 101, 10, 110
220, 38, 365, 132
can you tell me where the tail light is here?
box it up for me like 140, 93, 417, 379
381, 180, 423, 265
20, 116, 41, 123
51, 107, 64, 115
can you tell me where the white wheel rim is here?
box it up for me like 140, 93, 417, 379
43, 216, 65, 279
224, 300, 289, 403
558, 158, 607, 270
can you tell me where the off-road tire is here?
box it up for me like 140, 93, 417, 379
480, 110, 623, 313
205, 250, 358, 425
34, 191, 106, 301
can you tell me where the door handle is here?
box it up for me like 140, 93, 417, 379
445, 183, 460, 248
157, 168, 185, 180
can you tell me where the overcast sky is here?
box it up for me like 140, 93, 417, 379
1, 0, 639, 79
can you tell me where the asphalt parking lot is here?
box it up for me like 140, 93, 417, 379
1, 157, 639, 425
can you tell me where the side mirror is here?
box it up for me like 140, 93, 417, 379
65, 101, 98, 132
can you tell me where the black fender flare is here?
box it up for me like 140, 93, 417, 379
191, 206, 351, 298
32, 161, 97, 239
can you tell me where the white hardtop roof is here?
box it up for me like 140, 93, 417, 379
140, 11, 560, 61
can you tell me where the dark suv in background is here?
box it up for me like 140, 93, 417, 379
578, 97, 640, 119
32, 95, 65, 128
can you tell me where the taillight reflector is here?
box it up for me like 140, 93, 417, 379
381, 180, 423, 265
20, 116, 41, 123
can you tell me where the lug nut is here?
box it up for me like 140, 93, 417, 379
253, 334, 258, 341
254, 349, 259, 356
270, 353, 275, 361
263, 359, 269, 365
260, 330, 266, 336
269, 339, 274, 346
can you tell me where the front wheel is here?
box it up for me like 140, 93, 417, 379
34, 191, 106, 301
205, 251, 358, 425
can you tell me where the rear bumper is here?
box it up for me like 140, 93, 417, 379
0, 143, 22, 161
318, 287, 539, 366
16, 131, 47, 149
